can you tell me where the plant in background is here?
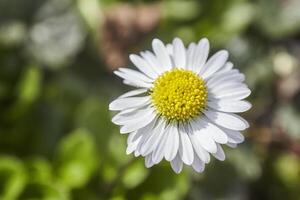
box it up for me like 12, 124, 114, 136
109, 38, 251, 173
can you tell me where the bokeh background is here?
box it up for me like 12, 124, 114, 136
1, 0, 300, 199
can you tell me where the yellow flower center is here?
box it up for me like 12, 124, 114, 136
150, 68, 208, 122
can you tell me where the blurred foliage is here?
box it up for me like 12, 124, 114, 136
0, 0, 300, 199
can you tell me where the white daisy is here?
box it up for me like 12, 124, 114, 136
109, 38, 251, 173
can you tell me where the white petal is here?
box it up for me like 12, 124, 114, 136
145, 154, 155, 168
166, 43, 175, 67
216, 62, 233, 74
185, 43, 196, 71
206, 69, 245, 89
119, 68, 153, 82
112, 106, 150, 126
189, 136, 210, 163
122, 80, 140, 88
152, 124, 169, 164
112, 109, 131, 125
226, 142, 237, 148
166, 43, 173, 56
126, 143, 138, 155
209, 81, 246, 93
192, 153, 205, 173
200, 50, 229, 79
127, 130, 139, 145
212, 144, 225, 161
135, 118, 158, 154
164, 123, 180, 161
193, 38, 209, 73
109, 96, 150, 111
129, 54, 158, 79
134, 149, 140, 157
172, 38, 186, 68
204, 110, 249, 131
170, 153, 183, 174
152, 38, 172, 71
112, 108, 135, 124
114, 71, 152, 88
140, 51, 164, 74
140, 119, 166, 156
118, 89, 147, 98
209, 86, 251, 100
197, 132, 217, 153
224, 129, 245, 144
224, 62, 234, 69
201, 117, 228, 144
116, 68, 149, 83
126, 131, 142, 154
178, 124, 194, 165
190, 119, 217, 153
126, 131, 143, 156
120, 108, 156, 133
207, 100, 252, 113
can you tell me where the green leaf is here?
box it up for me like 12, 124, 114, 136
101, 162, 119, 183
221, 2, 255, 33
76, 0, 103, 33
159, 172, 189, 200
0, 156, 27, 200
275, 154, 300, 187
55, 128, 98, 189
25, 158, 53, 184
17, 66, 41, 104
19, 182, 70, 200
75, 97, 114, 152
162, 1, 201, 21
122, 161, 149, 189
8, 65, 42, 120
127, 164, 190, 200
108, 133, 128, 166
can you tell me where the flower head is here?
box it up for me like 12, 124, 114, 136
109, 38, 251, 173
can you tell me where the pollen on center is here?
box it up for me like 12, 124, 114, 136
150, 68, 208, 122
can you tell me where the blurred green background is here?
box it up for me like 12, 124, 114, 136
1, 0, 300, 199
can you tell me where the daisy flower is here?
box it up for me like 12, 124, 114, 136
109, 38, 251, 173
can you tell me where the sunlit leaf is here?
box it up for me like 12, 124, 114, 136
0, 156, 26, 200
275, 153, 300, 187
26, 158, 52, 184
17, 65, 41, 104
19, 182, 70, 200
162, 1, 201, 21
122, 161, 149, 189
55, 128, 98, 189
